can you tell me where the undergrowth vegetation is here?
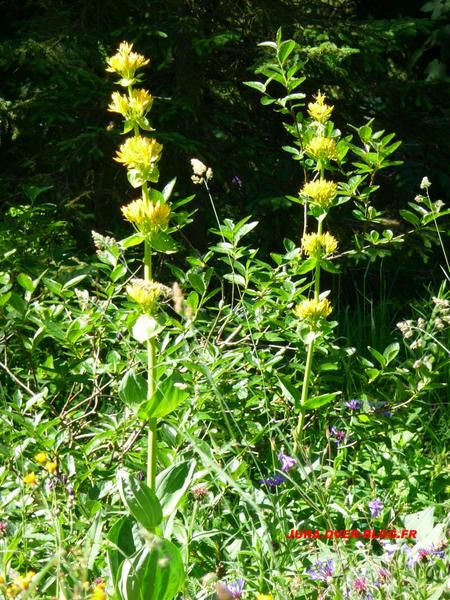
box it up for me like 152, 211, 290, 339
0, 30, 449, 600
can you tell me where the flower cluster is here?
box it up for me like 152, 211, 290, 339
106, 41, 149, 82
114, 136, 163, 182
306, 558, 335, 581
126, 279, 170, 313
23, 453, 57, 486
305, 136, 337, 161
191, 158, 213, 185
368, 498, 384, 518
300, 178, 337, 209
302, 231, 338, 257
108, 89, 153, 119
294, 297, 332, 321
308, 92, 334, 124
1, 571, 36, 597
121, 198, 170, 234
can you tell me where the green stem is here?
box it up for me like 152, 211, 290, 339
143, 236, 157, 490
294, 335, 315, 451
314, 217, 323, 300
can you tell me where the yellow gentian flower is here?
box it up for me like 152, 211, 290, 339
126, 279, 170, 312
302, 232, 338, 257
108, 89, 153, 118
294, 298, 332, 320
106, 41, 149, 80
308, 92, 334, 124
114, 136, 162, 171
305, 136, 337, 161
300, 179, 337, 209
121, 199, 170, 234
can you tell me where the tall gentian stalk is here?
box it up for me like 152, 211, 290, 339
106, 42, 170, 489
293, 93, 339, 450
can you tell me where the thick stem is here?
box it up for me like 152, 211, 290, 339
143, 237, 157, 490
294, 335, 315, 451
314, 218, 323, 300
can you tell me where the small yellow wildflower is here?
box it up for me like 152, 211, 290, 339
45, 461, 57, 474
106, 41, 149, 80
126, 279, 169, 312
12, 571, 35, 592
0, 575, 4, 585
121, 198, 170, 234
114, 136, 163, 171
294, 298, 332, 320
256, 595, 273, 600
34, 452, 47, 464
90, 582, 107, 600
23, 472, 37, 486
305, 136, 337, 161
302, 232, 338, 257
108, 89, 153, 118
308, 92, 334, 124
300, 178, 337, 209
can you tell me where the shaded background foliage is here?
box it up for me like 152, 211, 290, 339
1, 0, 449, 343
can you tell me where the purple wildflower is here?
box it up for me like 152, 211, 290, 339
353, 577, 369, 593
224, 578, 244, 598
369, 401, 392, 417
278, 452, 296, 472
258, 474, 286, 487
345, 399, 361, 410
231, 175, 243, 189
368, 498, 384, 518
377, 567, 390, 581
330, 425, 346, 444
306, 559, 335, 581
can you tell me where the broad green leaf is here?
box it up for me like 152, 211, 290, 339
138, 373, 189, 420
120, 233, 145, 248
119, 369, 147, 408
303, 391, 341, 410
156, 461, 196, 518
117, 470, 162, 531
132, 315, 164, 343
117, 537, 184, 600
17, 273, 35, 292
277, 376, 300, 409
107, 516, 137, 589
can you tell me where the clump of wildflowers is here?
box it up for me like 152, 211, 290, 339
306, 559, 335, 581
294, 297, 332, 321
121, 198, 171, 234
258, 474, 286, 488
302, 231, 338, 257
109, 89, 153, 121
126, 279, 170, 313
220, 578, 244, 598
256, 594, 273, 600
344, 399, 361, 411
368, 498, 384, 518
300, 178, 337, 209
278, 452, 296, 472
330, 425, 346, 444
305, 137, 337, 161
7, 571, 36, 597
308, 92, 334, 124
353, 576, 369, 593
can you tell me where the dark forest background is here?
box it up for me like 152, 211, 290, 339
1, 0, 449, 345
